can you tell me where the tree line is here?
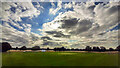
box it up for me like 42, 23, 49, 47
0, 42, 120, 52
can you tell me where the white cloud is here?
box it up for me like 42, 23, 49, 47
64, 2, 73, 9
41, 2, 119, 48
1, 24, 41, 48
0, 2, 43, 31
1, 3, 41, 22
49, 1, 62, 15
0, 2, 42, 47
1, 2, 119, 48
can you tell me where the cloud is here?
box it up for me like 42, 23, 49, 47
23, 24, 32, 34
0, 2, 42, 47
1, 23, 42, 47
60, 19, 93, 35
41, 2, 119, 48
49, 1, 62, 15
45, 31, 70, 38
41, 36, 52, 40
1, 2, 119, 48
0, 2, 43, 31
1, 2, 41, 22
64, 2, 73, 9
0, 2, 44, 41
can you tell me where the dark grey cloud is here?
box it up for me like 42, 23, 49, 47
2, 38, 16, 43
60, 19, 93, 35
98, 32, 106, 35
71, 19, 92, 34
87, 5, 95, 11
45, 31, 70, 38
42, 41, 52, 45
53, 34, 70, 38
42, 41, 61, 47
61, 18, 79, 29
89, 41, 99, 44
97, 39, 107, 41
45, 31, 61, 34
107, 5, 119, 15
41, 36, 52, 40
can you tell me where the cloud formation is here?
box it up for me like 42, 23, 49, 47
1, 2, 41, 22
41, 2, 119, 48
0, 2, 42, 47
49, 2, 62, 15
1, 2, 119, 48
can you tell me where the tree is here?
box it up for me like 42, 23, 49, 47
15, 47, 18, 50
71, 48, 75, 51
93, 46, 100, 51
85, 46, 92, 51
61, 47, 66, 51
109, 48, 114, 51
32, 46, 40, 50
20, 46, 27, 50
47, 47, 49, 50
93, 47, 96, 51
54, 47, 57, 51
0, 42, 12, 52
53, 47, 66, 51
116, 45, 120, 51
100, 46, 106, 51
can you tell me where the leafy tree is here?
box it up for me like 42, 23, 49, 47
15, 47, 18, 50
47, 47, 49, 50
109, 48, 114, 51
20, 46, 27, 50
93, 46, 100, 51
32, 46, 40, 50
61, 47, 66, 51
85, 46, 92, 51
116, 45, 120, 51
0, 42, 12, 52
100, 46, 106, 51
54, 47, 57, 51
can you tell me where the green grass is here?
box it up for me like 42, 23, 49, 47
2, 52, 118, 66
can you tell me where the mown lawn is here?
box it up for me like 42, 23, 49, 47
2, 52, 118, 66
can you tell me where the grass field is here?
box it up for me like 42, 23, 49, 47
2, 52, 118, 66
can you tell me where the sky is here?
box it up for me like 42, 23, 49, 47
0, 2, 120, 48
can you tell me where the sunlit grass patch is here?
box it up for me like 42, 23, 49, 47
57, 52, 77, 55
